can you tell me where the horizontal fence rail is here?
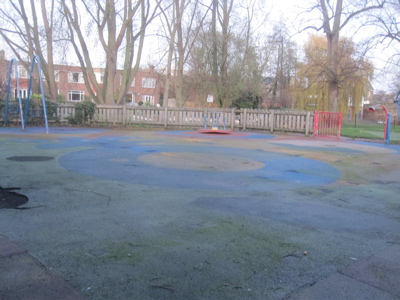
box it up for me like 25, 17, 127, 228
2, 103, 315, 135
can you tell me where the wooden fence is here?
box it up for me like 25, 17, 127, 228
56, 104, 314, 135
1, 103, 314, 135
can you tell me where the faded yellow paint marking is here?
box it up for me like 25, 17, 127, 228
159, 152, 177, 157
139, 152, 264, 171
182, 138, 213, 143
139, 142, 165, 146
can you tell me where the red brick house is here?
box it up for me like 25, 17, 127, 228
0, 50, 162, 106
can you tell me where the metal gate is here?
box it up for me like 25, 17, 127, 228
313, 111, 342, 138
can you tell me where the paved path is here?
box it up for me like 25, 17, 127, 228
0, 235, 85, 300
2, 234, 399, 299
1, 127, 399, 299
286, 244, 400, 299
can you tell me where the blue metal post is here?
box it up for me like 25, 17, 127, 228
24, 55, 49, 133
223, 114, 226, 130
3, 59, 25, 130
385, 113, 392, 144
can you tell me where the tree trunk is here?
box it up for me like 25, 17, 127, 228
211, 0, 220, 107
318, 0, 385, 112
175, 0, 185, 107
219, 0, 233, 108
62, 0, 103, 103
103, 1, 117, 105
327, 33, 339, 112
118, 0, 154, 105
40, 0, 58, 102
63, 0, 147, 105
12, 0, 58, 101
162, 1, 177, 108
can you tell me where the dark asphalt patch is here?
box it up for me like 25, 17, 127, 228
6, 156, 54, 162
0, 187, 29, 209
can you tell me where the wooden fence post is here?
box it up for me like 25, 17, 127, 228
122, 104, 127, 126
164, 106, 168, 128
270, 110, 274, 133
305, 111, 311, 136
243, 109, 247, 131
231, 108, 235, 130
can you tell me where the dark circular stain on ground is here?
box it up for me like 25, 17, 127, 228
0, 187, 29, 209
6, 156, 55, 162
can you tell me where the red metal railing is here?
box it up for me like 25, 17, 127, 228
313, 110, 342, 138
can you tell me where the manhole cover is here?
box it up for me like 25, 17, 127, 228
6, 156, 54, 162
0, 187, 29, 209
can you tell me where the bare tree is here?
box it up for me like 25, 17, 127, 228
0, 0, 64, 101
367, 1, 400, 44
62, 0, 160, 104
300, 0, 386, 111
213, 0, 234, 108
211, 0, 219, 106
159, 0, 209, 107
184, 0, 269, 108
159, 0, 176, 107
363, 1, 400, 90
265, 22, 297, 108
174, 0, 186, 107
159, 0, 187, 107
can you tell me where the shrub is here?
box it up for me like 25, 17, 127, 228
57, 94, 66, 103
231, 90, 262, 109
1, 97, 59, 124
70, 100, 96, 125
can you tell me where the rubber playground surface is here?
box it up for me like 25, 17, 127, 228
1, 126, 400, 299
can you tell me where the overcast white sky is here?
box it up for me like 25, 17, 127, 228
1, 0, 396, 92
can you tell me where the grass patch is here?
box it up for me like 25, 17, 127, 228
341, 127, 383, 139
342, 123, 388, 131
341, 122, 400, 144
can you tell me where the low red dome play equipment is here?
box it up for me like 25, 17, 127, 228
198, 111, 231, 134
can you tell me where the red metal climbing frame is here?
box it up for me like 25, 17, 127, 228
313, 110, 342, 139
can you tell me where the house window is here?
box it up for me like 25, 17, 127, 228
143, 95, 154, 104
12, 66, 29, 79
14, 89, 28, 99
68, 71, 84, 83
19, 66, 29, 78
142, 77, 156, 88
68, 90, 84, 101
120, 76, 135, 87
125, 93, 136, 105
97, 73, 104, 83
42, 71, 59, 82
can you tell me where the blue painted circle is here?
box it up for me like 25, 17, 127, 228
58, 136, 340, 191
